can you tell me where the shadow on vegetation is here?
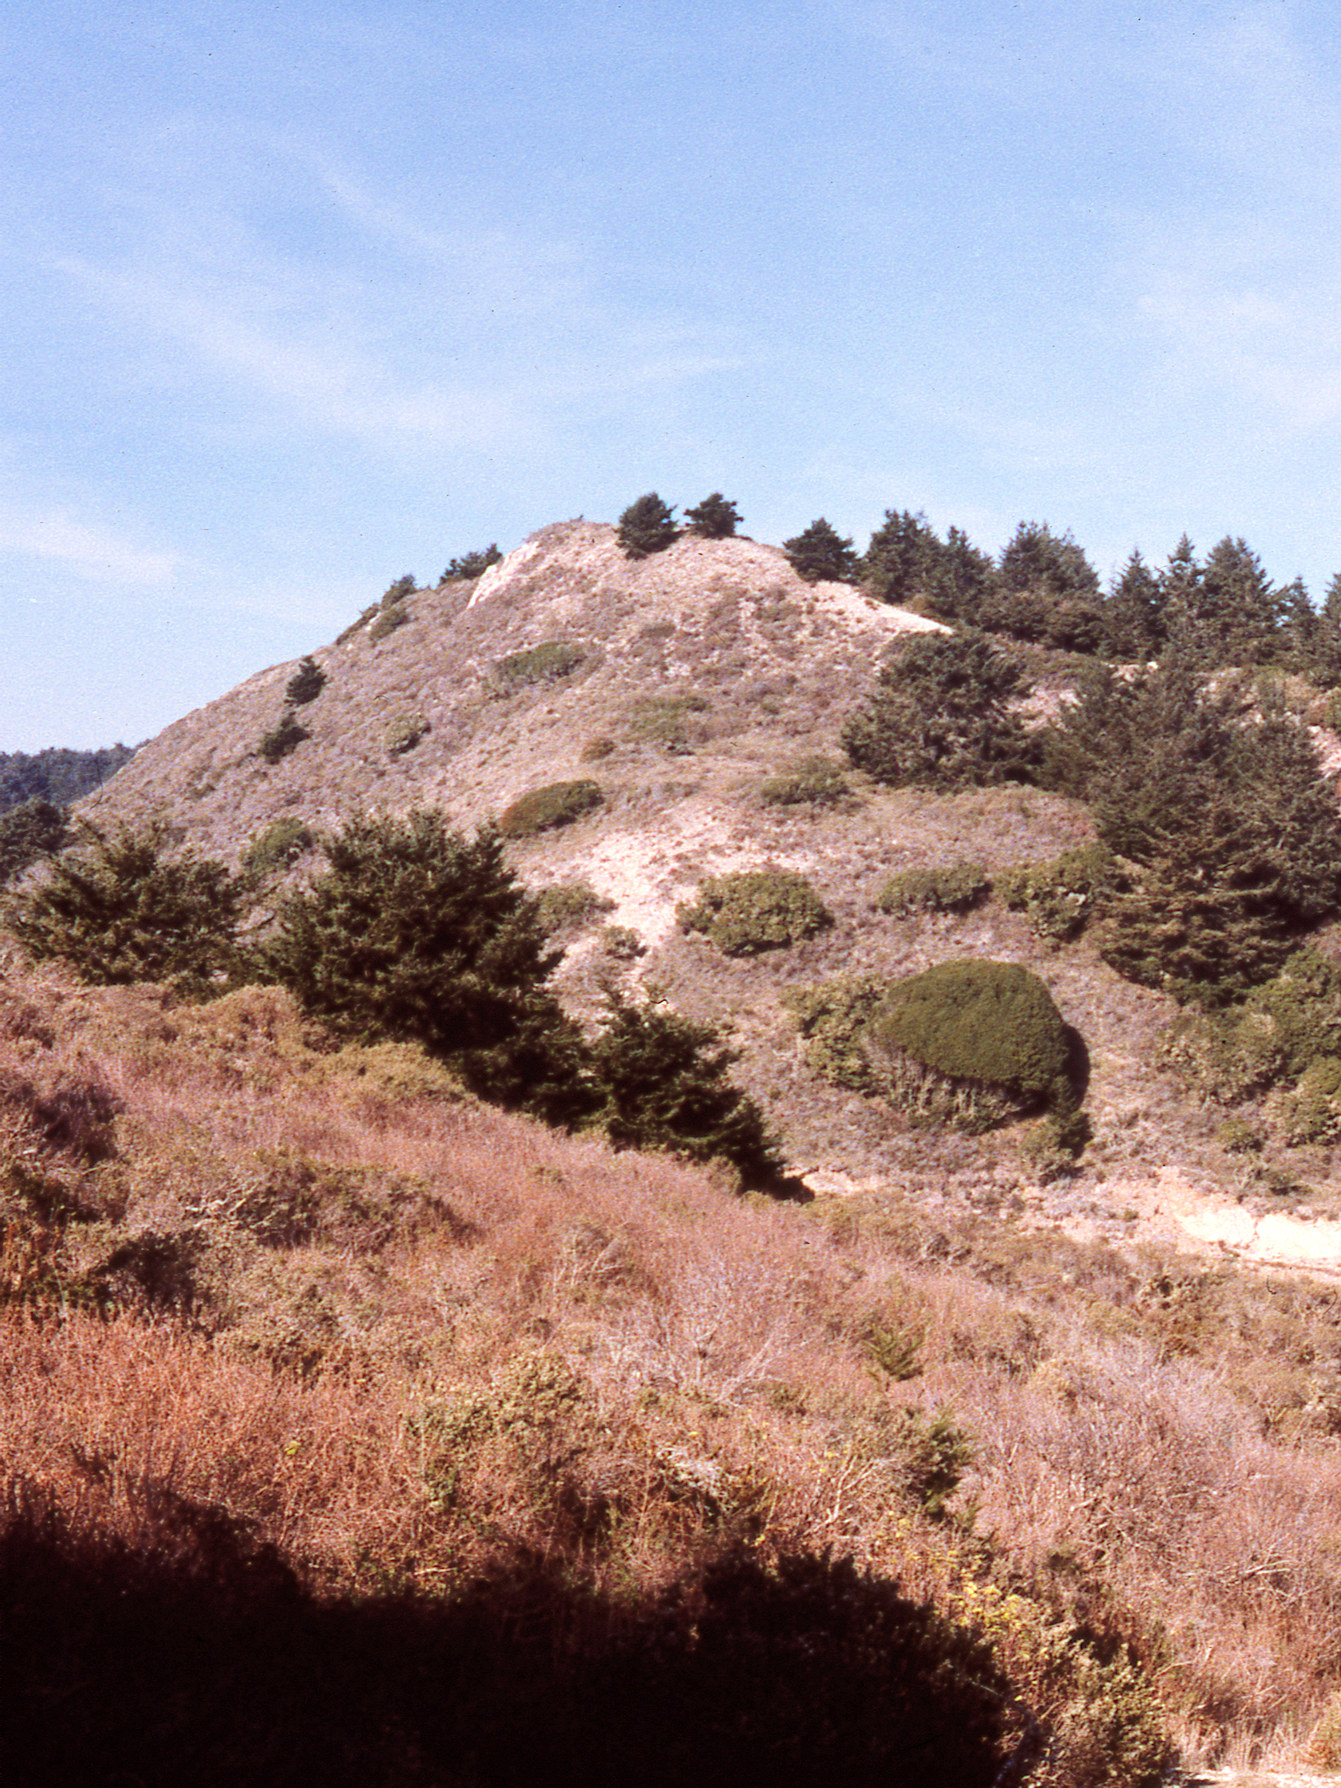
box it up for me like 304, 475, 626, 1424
0, 1482, 1009, 1787
1063, 1024, 1091, 1105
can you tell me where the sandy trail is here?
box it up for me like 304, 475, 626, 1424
1094, 1165, 1341, 1279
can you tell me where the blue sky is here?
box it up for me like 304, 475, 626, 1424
5, 0, 1341, 748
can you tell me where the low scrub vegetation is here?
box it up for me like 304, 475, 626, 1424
7, 946, 1338, 1779
492, 640, 586, 691
878, 860, 992, 917
759, 754, 850, 808
997, 843, 1124, 945
679, 868, 832, 955
498, 779, 604, 838
790, 961, 1082, 1138
383, 711, 429, 756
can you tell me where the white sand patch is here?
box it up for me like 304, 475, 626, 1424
1107, 1164, 1341, 1278
807, 580, 949, 636
562, 806, 820, 946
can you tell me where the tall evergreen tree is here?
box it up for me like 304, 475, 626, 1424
1189, 536, 1282, 666
265, 810, 597, 1126
1102, 550, 1166, 661
783, 518, 859, 584
920, 527, 998, 625
997, 521, 1099, 599
617, 494, 679, 559
843, 631, 1035, 791
683, 493, 741, 538
861, 510, 942, 608
985, 521, 1104, 652
1041, 661, 1341, 1000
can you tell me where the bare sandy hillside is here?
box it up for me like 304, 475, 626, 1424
79, 519, 1341, 1262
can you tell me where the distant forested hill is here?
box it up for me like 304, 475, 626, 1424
0, 745, 137, 813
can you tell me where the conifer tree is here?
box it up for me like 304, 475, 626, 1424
590, 990, 783, 1188
684, 493, 741, 538
5, 823, 248, 994
617, 493, 679, 559
861, 510, 941, 607
920, 527, 998, 625
1189, 537, 1282, 666
1102, 550, 1166, 661
783, 518, 859, 584
265, 810, 597, 1126
1041, 661, 1341, 1000
284, 657, 327, 706
843, 631, 1035, 791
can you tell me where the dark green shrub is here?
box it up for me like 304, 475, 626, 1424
684, 493, 741, 538
498, 780, 604, 839
996, 844, 1123, 945
590, 991, 784, 1189
783, 518, 858, 584
442, 545, 502, 581
878, 862, 991, 918
760, 756, 850, 808
492, 641, 586, 691
868, 960, 1073, 1120
679, 868, 832, 955
0, 801, 69, 886
264, 810, 597, 1127
894, 1409, 974, 1520
258, 712, 309, 764
368, 607, 409, 643
284, 657, 327, 706
843, 631, 1036, 791
617, 493, 679, 559
384, 712, 429, 756
5, 824, 247, 995
243, 819, 314, 879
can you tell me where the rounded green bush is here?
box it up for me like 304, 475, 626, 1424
498, 779, 605, 839
869, 960, 1071, 1104
679, 868, 833, 956
492, 641, 586, 691
878, 862, 991, 918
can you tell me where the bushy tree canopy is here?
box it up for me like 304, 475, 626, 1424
684, 493, 741, 538
591, 991, 784, 1189
617, 494, 679, 559
783, 519, 858, 584
264, 810, 595, 1125
1042, 663, 1341, 1001
843, 631, 1035, 791
5, 823, 247, 994
442, 545, 503, 581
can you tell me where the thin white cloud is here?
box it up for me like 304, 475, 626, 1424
0, 501, 175, 584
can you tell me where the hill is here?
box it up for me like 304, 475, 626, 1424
79, 518, 1341, 1264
